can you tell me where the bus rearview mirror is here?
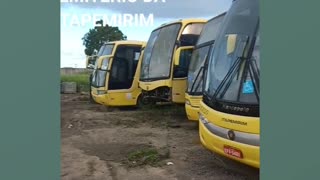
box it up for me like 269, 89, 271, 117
93, 49, 98, 55
87, 64, 95, 69
174, 48, 181, 66
174, 46, 194, 66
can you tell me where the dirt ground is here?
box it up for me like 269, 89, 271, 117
61, 93, 259, 180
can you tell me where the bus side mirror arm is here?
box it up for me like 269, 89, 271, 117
88, 64, 95, 69
174, 46, 194, 66
174, 48, 181, 66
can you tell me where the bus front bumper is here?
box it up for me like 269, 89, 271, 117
185, 103, 200, 121
91, 92, 107, 105
199, 119, 260, 168
92, 92, 138, 107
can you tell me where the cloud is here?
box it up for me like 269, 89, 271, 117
60, 30, 87, 67
60, 0, 233, 68
61, 0, 232, 19
61, 49, 86, 68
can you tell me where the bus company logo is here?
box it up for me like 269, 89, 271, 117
221, 118, 247, 126
227, 130, 235, 141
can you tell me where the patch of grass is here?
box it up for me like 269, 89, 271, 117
126, 148, 162, 167
61, 73, 90, 92
140, 104, 186, 119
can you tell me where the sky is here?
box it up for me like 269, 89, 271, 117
60, 0, 232, 68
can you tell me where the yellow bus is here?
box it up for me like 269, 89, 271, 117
139, 19, 207, 104
91, 40, 146, 107
88, 44, 114, 101
199, 0, 260, 168
185, 13, 226, 121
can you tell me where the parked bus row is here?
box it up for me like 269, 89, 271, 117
85, 0, 259, 168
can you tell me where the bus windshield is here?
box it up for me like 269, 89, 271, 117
187, 14, 225, 94
140, 23, 181, 80
91, 58, 109, 88
91, 69, 107, 87
97, 44, 114, 57
197, 13, 226, 45
204, 0, 259, 106
187, 46, 209, 94
140, 22, 204, 80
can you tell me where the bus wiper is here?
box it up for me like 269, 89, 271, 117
193, 74, 203, 93
190, 66, 204, 93
215, 57, 260, 103
251, 57, 260, 76
248, 58, 260, 101
212, 56, 243, 101
235, 57, 260, 102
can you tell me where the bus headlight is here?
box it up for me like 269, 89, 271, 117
185, 100, 191, 105
199, 113, 208, 124
97, 90, 107, 95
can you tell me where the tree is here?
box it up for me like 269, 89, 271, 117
82, 20, 127, 56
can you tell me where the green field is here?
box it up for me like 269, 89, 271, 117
61, 72, 90, 92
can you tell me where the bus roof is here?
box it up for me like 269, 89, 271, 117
207, 12, 227, 22
157, 18, 207, 30
103, 40, 146, 46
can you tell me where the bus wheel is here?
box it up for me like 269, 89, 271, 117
136, 94, 153, 108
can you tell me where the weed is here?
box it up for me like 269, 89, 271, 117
126, 148, 163, 167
